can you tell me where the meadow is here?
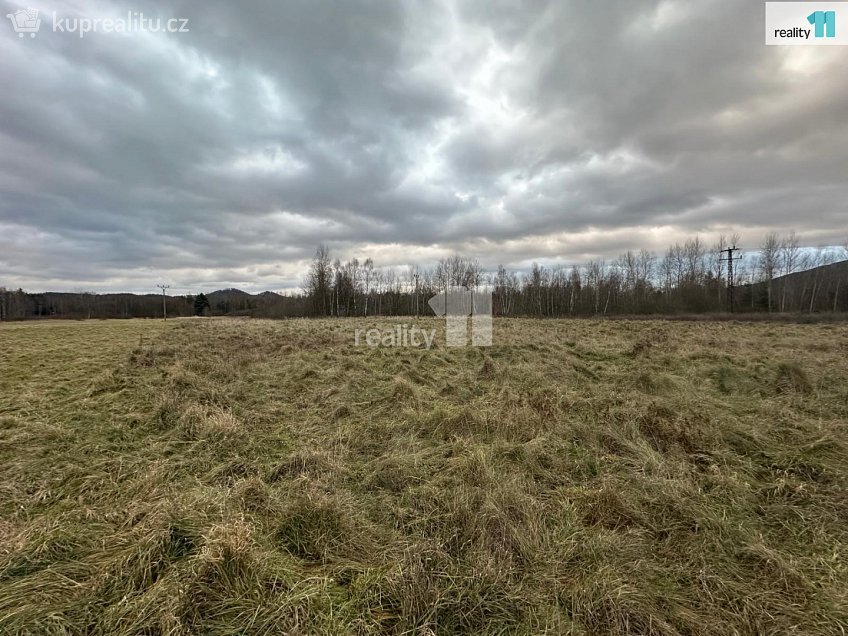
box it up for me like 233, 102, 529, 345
0, 317, 846, 635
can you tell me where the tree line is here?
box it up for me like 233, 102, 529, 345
303, 232, 848, 317
0, 289, 309, 321
2, 232, 847, 321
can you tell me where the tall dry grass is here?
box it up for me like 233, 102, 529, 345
0, 317, 847, 634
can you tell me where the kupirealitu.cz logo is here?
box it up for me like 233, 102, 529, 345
766, 3, 848, 45
6, 7, 189, 39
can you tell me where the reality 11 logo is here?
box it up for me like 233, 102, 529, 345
808, 10, 836, 37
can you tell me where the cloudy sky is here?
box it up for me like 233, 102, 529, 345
2, 0, 847, 293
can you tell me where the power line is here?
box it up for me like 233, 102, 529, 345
156, 284, 170, 320
719, 246, 742, 313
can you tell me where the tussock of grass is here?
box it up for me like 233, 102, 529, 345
635, 403, 716, 454
267, 448, 340, 482
363, 455, 423, 492
1, 317, 847, 634
776, 361, 813, 394
478, 357, 497, 379
232, 476, 274, 513
178, 403, 245, 440
275, 491, 379, 563
578, 485, 643, 532
711, 363, 740, 394
391, 375, 420, 406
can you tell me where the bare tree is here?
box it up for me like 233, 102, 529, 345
683, 236, 707, 285
760, 232, 781, 313
349, 258, 360, 315
779, 231, 801, 311
434, 255, 482, 289
805, 248, 824, 313
673, 243, 685, 288
362, 258, 374, 317
306, 245, 333, 316
586, 260, 606, 315
618, 251, 638, 312
712, 235, 727, 307
493, 265, 519, 316
833, 246, 846, 312
660, 246, 676, 303
568, 266, 582, 314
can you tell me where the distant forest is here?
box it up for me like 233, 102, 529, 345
2, 232, 847, 320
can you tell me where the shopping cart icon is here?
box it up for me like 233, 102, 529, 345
6, 8, 41, 38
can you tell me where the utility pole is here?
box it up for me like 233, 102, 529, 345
719, 246, 741, 312
157, 284, 170, 320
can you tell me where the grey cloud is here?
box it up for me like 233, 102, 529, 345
1, 0, 846, 293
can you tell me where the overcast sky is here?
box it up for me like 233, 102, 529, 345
2, 0, 847, 293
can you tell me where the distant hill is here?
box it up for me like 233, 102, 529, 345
207, 288, 253, 312
0, 287, 307, 320
206, 289, 289, 313
741, 259, 848, 312
774, 259, 848, 284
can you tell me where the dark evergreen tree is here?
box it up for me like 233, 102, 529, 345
193, 293, 210, 316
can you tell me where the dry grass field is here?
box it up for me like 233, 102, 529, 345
1, 317, 847, 635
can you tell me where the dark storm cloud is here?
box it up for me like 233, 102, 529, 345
1, 0, 846, 292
